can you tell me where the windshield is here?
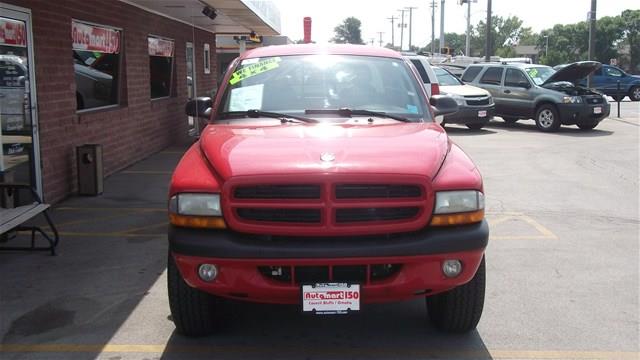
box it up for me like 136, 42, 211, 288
434, 67, 463, 86
220, 54, 429, 121
524, 66, 556, 85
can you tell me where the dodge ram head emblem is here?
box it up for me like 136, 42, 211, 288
320, 152, 336, 162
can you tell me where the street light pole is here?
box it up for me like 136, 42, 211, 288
439, 0, 445, 53
430, 0, 437, 53
406, 6, 417, 51
544, 35, 549, 58
465, 0, 471, 56
587, 0, 597, 88
484, 0, 492, 62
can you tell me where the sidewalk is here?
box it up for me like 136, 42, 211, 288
0, 145, 187, 349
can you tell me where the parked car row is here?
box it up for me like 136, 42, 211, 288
404, 53, 615, 132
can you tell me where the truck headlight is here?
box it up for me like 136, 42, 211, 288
431, 190, 484, 226
562, 96, 582, 104
169, 193, 226, 229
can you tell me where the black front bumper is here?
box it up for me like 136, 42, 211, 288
558, 102, 610, 125
444, 105, 495, 124
169, 220, 489, 259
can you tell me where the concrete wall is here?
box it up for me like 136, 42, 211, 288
3, 0, 217, 202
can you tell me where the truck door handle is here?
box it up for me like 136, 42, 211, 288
503, 90, 511, 94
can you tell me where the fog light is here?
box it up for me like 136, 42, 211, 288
198, 264, 218, 282
442, 260, 462, 278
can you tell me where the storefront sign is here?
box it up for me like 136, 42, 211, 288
72, 21, 120, 54
148, 37, 174, 57
0, 18, 27, 47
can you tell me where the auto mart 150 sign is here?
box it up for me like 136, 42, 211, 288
72, 21, 120, 54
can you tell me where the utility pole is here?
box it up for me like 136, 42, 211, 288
387, 16, 397, 48
369, 38, 375, 46
485, 0, 492, 62
439, 0, 445, 53
587, 0, 597, 87
406, 6, 417, 51
430, 0, 437, 53
377, 31, 384, 47
398, 9, 406, 51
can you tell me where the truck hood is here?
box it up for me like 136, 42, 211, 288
199, 120, 450, 180
542, 61, 601, 86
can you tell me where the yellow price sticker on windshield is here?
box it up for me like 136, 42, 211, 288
229, 57, 281, 85
527, 68, 538, 77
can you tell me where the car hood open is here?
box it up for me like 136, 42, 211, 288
542, 61, 602, 86
198, 120, 450, 180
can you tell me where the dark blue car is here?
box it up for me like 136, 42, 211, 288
555, 63, 640, 101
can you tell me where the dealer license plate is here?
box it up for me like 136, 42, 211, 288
302, 283, 360, 314
593, 106, 602, 114
478, 110, 487, 117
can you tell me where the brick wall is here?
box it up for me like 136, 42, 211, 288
3, 0, 217, 203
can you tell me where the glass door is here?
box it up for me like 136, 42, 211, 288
0, 4, 41, 199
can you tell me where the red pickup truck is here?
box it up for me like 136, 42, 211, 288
168, 44, 488, 336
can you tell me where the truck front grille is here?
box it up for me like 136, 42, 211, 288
465, 96, 491, 106
224, 176, 432, 236
584, 95, 603, 104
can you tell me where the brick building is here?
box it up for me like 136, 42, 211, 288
0, 0, 280, 203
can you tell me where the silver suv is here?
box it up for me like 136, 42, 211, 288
462, 61, 610, 132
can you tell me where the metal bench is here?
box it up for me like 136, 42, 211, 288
0, 183, 59, 255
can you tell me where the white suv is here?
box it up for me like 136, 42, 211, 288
403, 53, 440, 97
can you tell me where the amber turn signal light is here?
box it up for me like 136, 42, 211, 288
169, 213, 226, 229
430, 209, 484, 226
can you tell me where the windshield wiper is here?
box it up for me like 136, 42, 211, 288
305, 108, 412, 122
219, 110, 318, 123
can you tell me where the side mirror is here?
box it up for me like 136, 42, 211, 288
430, 95, 459, 117
185, 97, 212, 119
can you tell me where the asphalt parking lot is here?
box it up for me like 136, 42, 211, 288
1, 102, 638, 360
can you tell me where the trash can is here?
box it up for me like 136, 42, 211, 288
76, 144, 103, 196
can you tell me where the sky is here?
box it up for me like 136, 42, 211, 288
272, 0, 640, 49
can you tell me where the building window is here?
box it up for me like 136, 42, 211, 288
204, 43, 211, 74
72, 20, 121, 111
148, 36, 174, 99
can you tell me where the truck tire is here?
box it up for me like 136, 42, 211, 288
629, 86, 640, 102
427, 257, 485, 333
535, 104, 561, 132
502, 116, 518, 124
168, 253, 219, 336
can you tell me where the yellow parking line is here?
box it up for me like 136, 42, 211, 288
0, 344, 637, 359
121, 222, 168, 234
519, 214, 558, 240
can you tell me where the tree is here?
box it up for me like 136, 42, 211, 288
422, 33, 466, 54
620, 9, 640, 73
332, 17, 364, 44
471, 15, 528, 57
